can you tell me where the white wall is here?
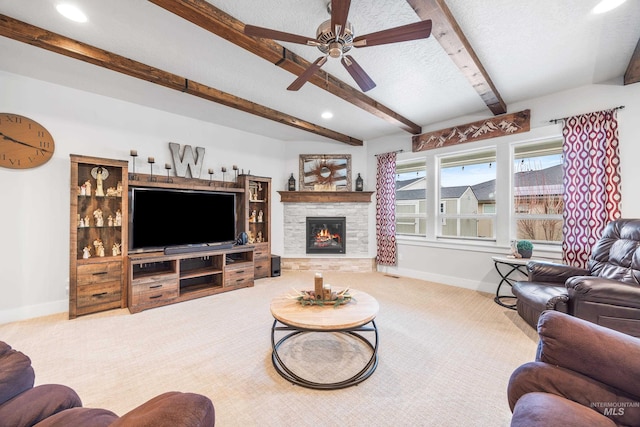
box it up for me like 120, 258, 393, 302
366, 79, 640, 294
0, 71, 293, 323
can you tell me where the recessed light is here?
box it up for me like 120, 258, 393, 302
592, 0, 627, 14
321, 111, 333, 119
56, 4, 88, 23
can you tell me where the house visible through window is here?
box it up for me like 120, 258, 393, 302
439, 149, 496, 239
395, 159, 426, 236
513, 140, 563, 243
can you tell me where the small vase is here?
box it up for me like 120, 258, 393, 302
518, 249, 533, 259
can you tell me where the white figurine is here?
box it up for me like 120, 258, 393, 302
93, 238, 105, 257
258, 210, 263, 223
93, 208, 103, 227
82, 246, 91, 259
95, 168, 105, 197
112, 242, 121, 256
107, 215, 114, 227
84, 215, 91, 227
115, 209, 122, 226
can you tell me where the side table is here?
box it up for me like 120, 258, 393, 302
492, 256, 534, 309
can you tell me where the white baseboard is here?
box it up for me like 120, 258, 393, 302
0, 300, 67, 325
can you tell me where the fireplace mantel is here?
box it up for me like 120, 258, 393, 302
278, 191, 373, 203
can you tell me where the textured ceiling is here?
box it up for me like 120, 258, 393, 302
0, 0, 639, 144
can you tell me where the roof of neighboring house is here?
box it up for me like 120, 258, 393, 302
441, 186, 470, 199
395, 164, 563, 202
471, 180, 496, 202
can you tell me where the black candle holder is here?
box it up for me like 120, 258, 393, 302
208, 168, 214, 186
165, 163, 173, 183
148, 157, 156, 182
221, 167, 227, 184
129, 149, 138, 180
233, 165, 239, 182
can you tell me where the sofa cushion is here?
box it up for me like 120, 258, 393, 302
0, 384, 83, 427
112, 392, 214, 427
511, 392, 616, 427
34, 407, 118, 427
512, 282, 568, 328
0, 341, 35, 405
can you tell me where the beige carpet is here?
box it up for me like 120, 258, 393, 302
0, 271, 538, 426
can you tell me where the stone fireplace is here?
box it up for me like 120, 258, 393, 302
279, 191, 374, 272
306, 217, 346, 254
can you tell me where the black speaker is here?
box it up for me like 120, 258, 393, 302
271, 255, 281, 277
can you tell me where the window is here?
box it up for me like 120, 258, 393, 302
438, 149, 496, 239
513, 140, 563, 243
395, 158, 426, 236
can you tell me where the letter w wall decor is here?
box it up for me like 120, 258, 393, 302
169, 142, 205, 178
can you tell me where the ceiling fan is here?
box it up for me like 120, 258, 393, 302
244, 0, 432, 92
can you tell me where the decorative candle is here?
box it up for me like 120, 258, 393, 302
323, 283, 332, 301
130, 149, 137, 157
208, 168, 214, 175
165, 163, 171, 170
148, 157, 155, 163
221, 166, 227, 172
314, 272, 323, 300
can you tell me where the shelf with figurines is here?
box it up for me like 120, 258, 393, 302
248, 209, 265, 224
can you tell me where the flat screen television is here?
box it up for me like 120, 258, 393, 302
129, 187, 237, 253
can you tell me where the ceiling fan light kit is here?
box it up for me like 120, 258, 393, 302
244, 0, 432, 92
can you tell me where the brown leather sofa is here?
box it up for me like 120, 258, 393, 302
0, 340, 215, 426
508, 310, 640, 427
512, 218, 640, 337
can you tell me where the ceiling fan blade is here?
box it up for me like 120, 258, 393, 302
244, 24, 317, 46
353, 20, 432, 48
287, 56, 328, 91
331, 0, 351, 37
341, 55, 376, 92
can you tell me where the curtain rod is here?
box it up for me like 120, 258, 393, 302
375, 149, 404, 157
549, 105, 625, 124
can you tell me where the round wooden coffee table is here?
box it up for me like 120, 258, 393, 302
270, 289, 379, 390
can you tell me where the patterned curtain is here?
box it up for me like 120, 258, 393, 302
376, 152, 397, 266
562, 108, 621, 268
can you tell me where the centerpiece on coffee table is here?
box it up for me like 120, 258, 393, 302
289, 287, 353, 308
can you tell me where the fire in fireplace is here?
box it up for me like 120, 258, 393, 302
306, 217, 346, 254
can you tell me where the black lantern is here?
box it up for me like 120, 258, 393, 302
355, 173, 363, 191
288, 173, 296, 191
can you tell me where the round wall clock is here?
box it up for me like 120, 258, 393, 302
0, 113, 55, 169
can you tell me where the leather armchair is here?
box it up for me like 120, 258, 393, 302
0, 341, 82, 426
512, 218, 640, 337
508, 310, 640, 426
0, 340, 214, 426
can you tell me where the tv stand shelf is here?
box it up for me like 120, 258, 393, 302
128, 246, 254, 313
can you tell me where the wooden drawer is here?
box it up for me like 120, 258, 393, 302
77, 280, 122, 311
225, 264, 253, 287
254, 258, 270, 279
253, 245, 269, 261
77, 261, 122, 285
131, 279, 179, 306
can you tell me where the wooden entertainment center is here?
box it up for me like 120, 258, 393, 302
69, 154, 271, 318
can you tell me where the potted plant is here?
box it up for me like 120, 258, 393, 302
517, 240, 534, 258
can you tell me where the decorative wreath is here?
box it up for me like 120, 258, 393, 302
310, 160, 340, 185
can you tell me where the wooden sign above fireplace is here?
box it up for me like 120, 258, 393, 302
278, 191, 373, 203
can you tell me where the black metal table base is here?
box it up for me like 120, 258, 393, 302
271, 319, 378, 390
493, 259, 530, 310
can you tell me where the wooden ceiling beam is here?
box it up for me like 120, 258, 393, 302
406, 0, 507, 115
624, 37, 640, 85
148, 0, 422, 134
0, 14, 362, 146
